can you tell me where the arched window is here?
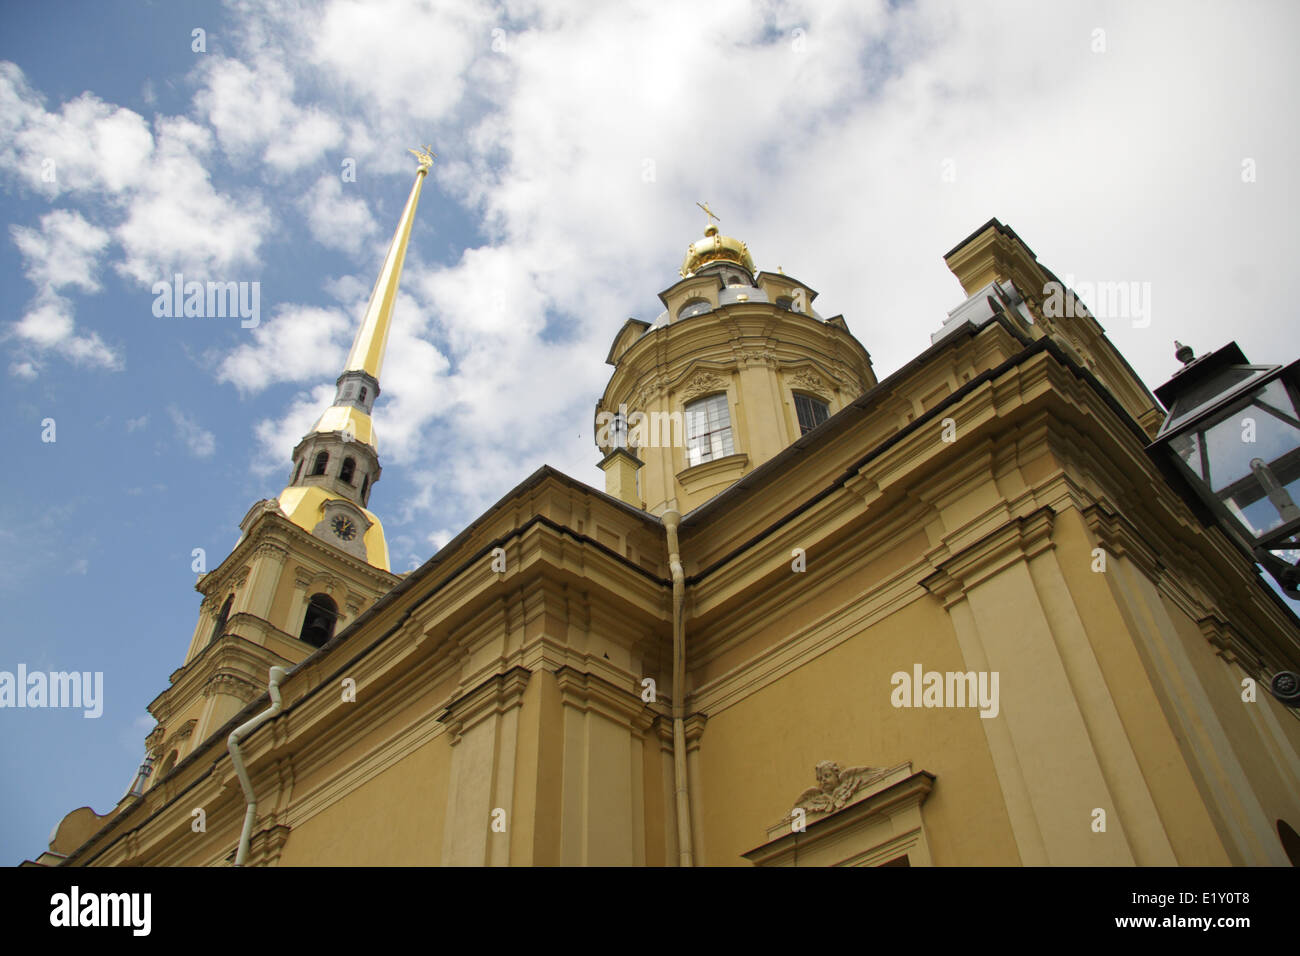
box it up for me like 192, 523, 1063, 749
311, 451, 329, 476
360, 474, 370, 504
340, 457, 356, 484
793, 393, 830, 435
684, 393, 734, 467
358, 386, 367, 404
208, 595, 233, 644
677, 298, 712, 321
292, 460, 303, 484
299, 593, 338, 648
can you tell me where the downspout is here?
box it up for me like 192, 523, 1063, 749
662, 509, 694, 866
228, 665, 288, 867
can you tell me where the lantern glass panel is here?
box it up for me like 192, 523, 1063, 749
1190, 377, 1300, 540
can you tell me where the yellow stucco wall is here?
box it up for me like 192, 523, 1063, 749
696, 595, 1019, 865
277, 733, 452, 865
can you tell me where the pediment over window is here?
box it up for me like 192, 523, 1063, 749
743, 761, 935, 866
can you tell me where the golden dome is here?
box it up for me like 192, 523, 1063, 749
680, 223, 755, 277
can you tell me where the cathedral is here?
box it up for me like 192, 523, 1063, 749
27, 153, 1300, 866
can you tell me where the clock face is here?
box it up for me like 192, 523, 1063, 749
331, 515, 358, 541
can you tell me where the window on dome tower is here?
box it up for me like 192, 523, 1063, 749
685, 393, 735, 467
678, 298, 712, 321
794, 394, 830, 435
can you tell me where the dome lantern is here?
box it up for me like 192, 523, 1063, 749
680, 201, 755, 277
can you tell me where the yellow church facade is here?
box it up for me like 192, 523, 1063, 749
31, 160, 1300, 867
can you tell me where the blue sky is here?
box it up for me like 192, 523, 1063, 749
2, 0, 1299, 864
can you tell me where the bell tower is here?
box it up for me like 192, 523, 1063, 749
123, 148, 436, 802
596, 207, 877, 514
277, 145, 436, 569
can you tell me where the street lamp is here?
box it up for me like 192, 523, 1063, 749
1148, 341, 1300, 600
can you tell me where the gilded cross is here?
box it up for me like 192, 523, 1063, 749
696, 201, 720, 225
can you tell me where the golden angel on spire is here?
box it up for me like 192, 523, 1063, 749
408, 144, 437, 171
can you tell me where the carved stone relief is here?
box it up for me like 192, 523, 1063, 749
680, 371, 726, 402
788, 760, 892, 817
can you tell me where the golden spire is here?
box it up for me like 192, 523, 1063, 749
344, 146, 435, 379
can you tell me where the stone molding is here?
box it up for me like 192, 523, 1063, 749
922, 507, 1057, 607
225, 823, 291, 868
787, 368, 831, 399
786, 760, 902, 818
436, 666, 532, 745
675, 452, 749, 490
164, 718, 197, 750
680, 370, 727, 402
744, 763, 935, 867
254, 542, 289, 564
553, 666, 652, 731
204, 672, 263, 703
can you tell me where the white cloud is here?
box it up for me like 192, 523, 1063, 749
308, 0, 490, 124
195, 56, 342, 172
427, 528, 456, 551
0, 61, 153, 198
113, 117, 271, 285
0, 63, 273, 375
7, 210, 121, 372
169, 406, 216, 458
217, 304, 352, 394
11, 208, 111, 293
250, 384, 337, 478
299, 174, 377, 254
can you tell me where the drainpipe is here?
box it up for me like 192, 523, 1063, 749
228, 665, 288, 867
662, 509, 694, 866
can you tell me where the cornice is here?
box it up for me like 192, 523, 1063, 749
1080, 502, 1165, 584
198, 510, 399, 602
602, 307, 872, 408
436, 666, 532, 745
552, 665, 652, 731
152, 632, 294, 719
1196, 613, 1267, 675
204, 672, 263, 703
651, 712, 708, 752
921, 507, 1057, 607
675, 452, 749, 488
